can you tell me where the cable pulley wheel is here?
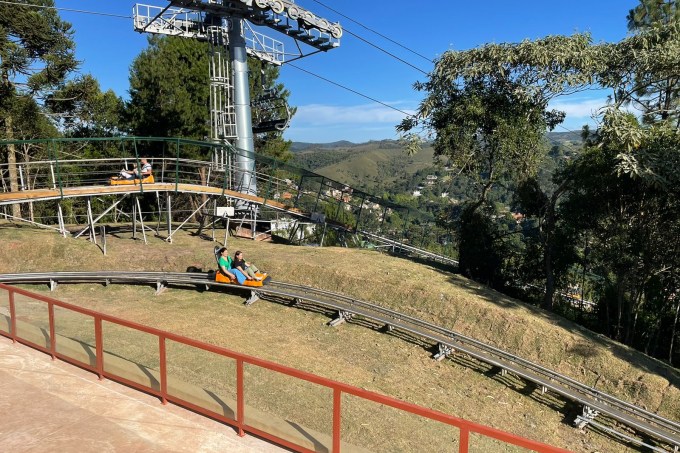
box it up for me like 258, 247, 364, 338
287, 5, 300, 20
271, 0, 284, 14
330, 25, 343, 39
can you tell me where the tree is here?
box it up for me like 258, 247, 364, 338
625, 1, 680, 126
397, 34, 578, 291
558, 128, 680, 350
125, 35, 294, 161
45, 74, 123, 138
0, 0, 78, 217
126, 36, 210, 142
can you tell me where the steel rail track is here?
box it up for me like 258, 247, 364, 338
1, 271, 678, 451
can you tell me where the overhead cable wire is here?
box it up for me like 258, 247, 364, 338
286, 63, 415, 118
307, 0, 434, 64
342, 28, 430, 75
0, 0, 131, 19
13, 1, 419, 119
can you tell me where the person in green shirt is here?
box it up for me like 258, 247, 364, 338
217, 247, 246, 284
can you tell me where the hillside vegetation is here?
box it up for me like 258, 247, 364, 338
1, 224, 678, 452
292, 140, 437, 193
290, 133, 577, 198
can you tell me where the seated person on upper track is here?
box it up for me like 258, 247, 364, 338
116, 158, 152, 180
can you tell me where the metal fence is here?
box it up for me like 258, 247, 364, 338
0, 282, 568, 453
0, 137, 456, 261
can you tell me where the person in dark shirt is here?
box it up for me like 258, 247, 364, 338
232, 250, 263, 281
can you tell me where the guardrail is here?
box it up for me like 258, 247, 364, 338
1, 271, 678, 452
0, 282, 569, 453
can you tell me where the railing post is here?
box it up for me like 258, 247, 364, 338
18, 164, 25, 190
95, 317, 104, 380
237, 358, 245, 437
333, 387, 342, 453
133, 138, 143, 195
48, 302, 56, 360
459, 426, 469, 453
313, 176, 325, 214
49, 162, 56, 189
51, 139, 64, 200
8, 289, 16, 343
159, 335, 167, 405
175, 138, 180, 193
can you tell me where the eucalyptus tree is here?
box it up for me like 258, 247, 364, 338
398, 18, 680, 321
0, 0, 78, 217
397, 33, 591, 298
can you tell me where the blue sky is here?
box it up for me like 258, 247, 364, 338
54, 0, 640, 143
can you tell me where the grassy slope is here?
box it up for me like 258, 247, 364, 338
1, 224, 678, 452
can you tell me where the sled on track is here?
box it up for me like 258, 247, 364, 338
109, 175, 155, 185
213, 246, 270, 287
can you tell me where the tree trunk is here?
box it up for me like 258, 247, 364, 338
4, 114, 21, 218
541, 199, 557, 310
543, 251, 555, 310
670, 299, 680, 366
615, 277, 625, 341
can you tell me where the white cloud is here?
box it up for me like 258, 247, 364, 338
284, 102, 417, 142
550, 97, 607, 119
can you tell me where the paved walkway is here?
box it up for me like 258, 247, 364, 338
0, 338, 284, 453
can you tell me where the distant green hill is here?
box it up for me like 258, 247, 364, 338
291, 139, 436, 193
290, 133, 584, 199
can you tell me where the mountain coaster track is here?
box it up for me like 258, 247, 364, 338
1, 271, 678, 452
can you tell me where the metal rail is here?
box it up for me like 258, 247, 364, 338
0, 150, 457, 267
1, 271, 678, 452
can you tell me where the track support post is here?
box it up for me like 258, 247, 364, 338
245, 290, 260, 306
575, 405, 600, 429
433, 343, 453, 361
328, 310, 354, 327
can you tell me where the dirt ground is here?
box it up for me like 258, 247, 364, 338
1, 223, 678, 452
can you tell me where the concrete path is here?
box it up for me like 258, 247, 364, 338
0, 337, 284, 453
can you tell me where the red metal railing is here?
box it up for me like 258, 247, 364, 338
0, 283, 572, 453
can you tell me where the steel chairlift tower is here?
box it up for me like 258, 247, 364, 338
132, 1, 342, 201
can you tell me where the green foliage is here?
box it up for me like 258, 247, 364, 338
125, 35, 294, 162
0, 0, 78, 100
126, 36, 210, 142
395, 1, 680, 364
457, 203, 523, 289
46, 74, 123, 137
628, 0, 680, 29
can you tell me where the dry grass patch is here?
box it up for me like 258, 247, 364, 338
1, 223, 678, 452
